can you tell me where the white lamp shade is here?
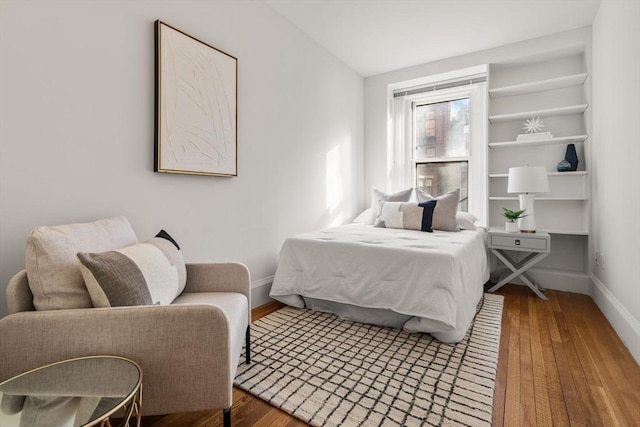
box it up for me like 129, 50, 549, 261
507, 166, 550, 193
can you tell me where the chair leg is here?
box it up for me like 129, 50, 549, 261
245, 325, 251, 365
223, 407, 231, 427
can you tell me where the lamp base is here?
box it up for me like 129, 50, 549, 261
517, 193, 537, 233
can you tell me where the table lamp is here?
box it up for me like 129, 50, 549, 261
507, 165, 550, 233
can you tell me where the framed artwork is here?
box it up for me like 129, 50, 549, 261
154, 20, 237, 176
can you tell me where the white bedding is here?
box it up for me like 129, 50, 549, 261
269, 223, 490, 342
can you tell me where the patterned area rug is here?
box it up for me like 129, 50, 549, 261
235, 294, 503, 427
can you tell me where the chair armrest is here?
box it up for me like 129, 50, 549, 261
6, 270, 35, 314
0, 304, 238, 415
185, 262, 251, 308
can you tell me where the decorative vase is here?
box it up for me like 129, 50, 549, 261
564, 143, 579, 171
505, 221, 518, 233
557, 159, 572, 172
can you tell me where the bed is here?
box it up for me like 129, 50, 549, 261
269, 222, 490, 343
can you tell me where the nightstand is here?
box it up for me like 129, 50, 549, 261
487, 228, 550, 300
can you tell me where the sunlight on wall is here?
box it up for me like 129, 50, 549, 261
326, 135, 352, 227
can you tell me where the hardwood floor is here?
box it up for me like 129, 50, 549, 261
142, 286, 640, 426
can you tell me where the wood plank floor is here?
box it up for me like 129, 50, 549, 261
142, 285, 640, 426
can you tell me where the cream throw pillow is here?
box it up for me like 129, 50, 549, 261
25, 216, 138, 311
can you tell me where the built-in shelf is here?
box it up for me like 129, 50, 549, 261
489, 134, 588, 149
489, 73, 588, 98
488, 55, 590, 251
488, 104, 589, 123
489, 171, 589, 178
489, 196, 588, 201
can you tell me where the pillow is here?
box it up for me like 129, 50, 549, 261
154, 230, 187, 295
25, 216, 138, 311
374, 201, 437, 232
415, 189, 460, 231
456, 212, 479, 230
369, 187, 413, 225
353, 208, 375, 224
78, 231, 186, 308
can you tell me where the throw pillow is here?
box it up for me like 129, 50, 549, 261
352, 208, 375, 224
456, 212, 479, 230
78, 233, 185, 308
374, 201, 437, 232
415, 189, 460, 231
369, 187, 414, 225
25, 216, 138, 311
153, 230, 187, 295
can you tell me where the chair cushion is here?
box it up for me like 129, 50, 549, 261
25, 216, 138, 311
78, 236, 186, 307
172, 292, 249, 378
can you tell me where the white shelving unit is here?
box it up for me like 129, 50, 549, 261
487, 54, 590, 236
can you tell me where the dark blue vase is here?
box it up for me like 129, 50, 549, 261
564, 143, 579, 171
557, 159, 572, 172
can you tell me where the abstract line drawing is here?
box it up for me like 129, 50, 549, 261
155, 20, 237, 176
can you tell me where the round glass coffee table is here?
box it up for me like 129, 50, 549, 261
0, 355, 142, 427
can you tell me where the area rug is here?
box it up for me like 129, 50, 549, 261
235, 294, 503, 427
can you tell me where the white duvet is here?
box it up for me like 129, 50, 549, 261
269, 224, 490, 342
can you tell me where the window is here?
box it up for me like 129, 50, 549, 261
414, 98, 470, 211
388, 68, 487, 224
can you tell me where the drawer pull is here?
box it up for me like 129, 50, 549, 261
515, 239, 520, 246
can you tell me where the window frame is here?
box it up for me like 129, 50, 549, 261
389, 79, 487, 225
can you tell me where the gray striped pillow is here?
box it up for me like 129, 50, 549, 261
78, 237, 185, 307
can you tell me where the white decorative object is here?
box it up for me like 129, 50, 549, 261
516, 117, 553, 141
505, 221, 518, 233
507, 166, 550, 233
523, 117, 545, 133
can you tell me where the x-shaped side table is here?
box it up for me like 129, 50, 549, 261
487, 229, 551, 300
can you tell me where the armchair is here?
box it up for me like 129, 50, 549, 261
0, 217, 251, 427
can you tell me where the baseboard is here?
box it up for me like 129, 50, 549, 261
492, 266, 590, 294
251, 276, 274, 309
590, 274, 640, 365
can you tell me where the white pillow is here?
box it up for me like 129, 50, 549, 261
353, 208, 375, 224
456, 212, 479, 230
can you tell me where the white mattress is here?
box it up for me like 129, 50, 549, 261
269, 224, 490, 342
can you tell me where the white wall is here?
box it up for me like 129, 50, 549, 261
591, 0, 640, 363
0, 0, 364, 317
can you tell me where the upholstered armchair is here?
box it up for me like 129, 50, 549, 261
0, 217, 251, 427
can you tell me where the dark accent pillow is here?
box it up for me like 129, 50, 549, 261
419, 200, 437, 232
